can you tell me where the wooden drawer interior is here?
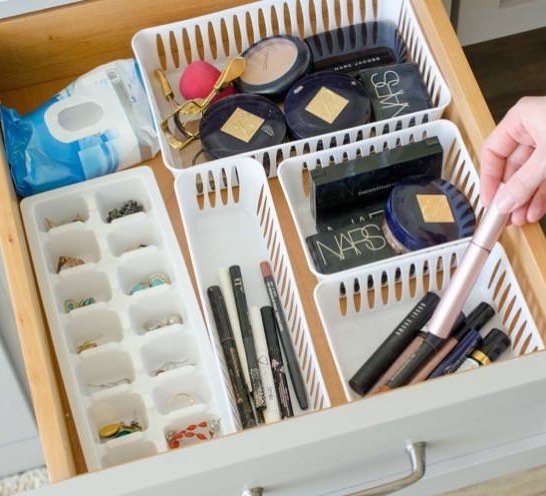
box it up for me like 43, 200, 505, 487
0, 0, 545, 483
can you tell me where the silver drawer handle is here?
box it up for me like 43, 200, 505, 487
242, 442, 425, 496
348, 442, 426, 496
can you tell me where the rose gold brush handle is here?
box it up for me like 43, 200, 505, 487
426, 188, 510, 340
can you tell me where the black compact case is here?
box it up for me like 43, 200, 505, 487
358, 63, 432, 120
310, 137, 444, 225
305, 21, 408, 77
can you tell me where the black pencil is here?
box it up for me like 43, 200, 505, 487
229, 265, 266, 416
261, 306, 294, 419
207, 286, 256, 429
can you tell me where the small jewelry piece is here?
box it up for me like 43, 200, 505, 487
107, 200, 144, 223
99, 420, 142, 440
57, 256, 85, 273
153, 358, 195, 376
64, 297, 96, 313
76, 339, 99, 354
143, 314, 183, 333
166, 419, 220, 450
88, 378, 131, 392
45, 214, 84, 231
130, 273, 171, 295
168, 392, 196, 409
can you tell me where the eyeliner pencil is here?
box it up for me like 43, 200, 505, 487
229, 265, 266, 414
261, 306, 294, 418
260, 261, 308, 410
207, 286, 256, 429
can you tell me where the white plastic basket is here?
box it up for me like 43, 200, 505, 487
175, 157, 330, 420
20, 167, 236, 471
132, 0, 451, 177
314, 241, 545, 401
278, 119, 483, 279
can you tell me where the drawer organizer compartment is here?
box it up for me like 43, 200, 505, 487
315, 240, 545, 401
21, 167, 235, 471
278, 119, 481, 279
132, 0, 451, 177
175, 157, 330, 421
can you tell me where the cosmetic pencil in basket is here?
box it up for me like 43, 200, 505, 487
260, 261, 308, 410
207, 286, 256, 429
229, 265, 266, 416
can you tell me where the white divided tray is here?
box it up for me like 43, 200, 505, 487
314, 240, 545, 401
278, 119, 482, 279
132, 0, 451, 177
175, 158, 330, 421
21, 167, 236, 471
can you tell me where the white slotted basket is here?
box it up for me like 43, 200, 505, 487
314, 240, 545, 401
20, 167, 236, 471
278, 119, 483, 279
175, 158, 330, 422
132, 0, 451, 177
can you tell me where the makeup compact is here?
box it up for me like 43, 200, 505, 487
284, 71, 371, 140
200, 94, 287, 159
359, 63, 432, 120
235, 35, 311, 101
305, 22, 407, 77
383, 178, 476, 254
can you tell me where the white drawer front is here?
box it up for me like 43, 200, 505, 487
30, 353, 546, 495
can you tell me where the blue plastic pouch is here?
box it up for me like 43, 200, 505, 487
0, 59, 158, 197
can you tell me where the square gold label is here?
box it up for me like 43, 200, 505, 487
417, 194, 455, 223
305, 87, 349, 124
221, 107, 265, 143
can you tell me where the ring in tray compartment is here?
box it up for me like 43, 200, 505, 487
278, 120, 482, 278
45, 229, 101, 274
78, 350, 135, 395
164, 414, 221, 450
95, 176, 151, 223
132, 0, 451, 176
107, 219, 161, 257
152, 370, 210, 415
313, 241, 545, 402
141, 332, 199, 377
66, 310, 124, 354
55, 270, 112, 313
35, 194, 89, 232
129, 291, 185, 335
118, 251, 173, 295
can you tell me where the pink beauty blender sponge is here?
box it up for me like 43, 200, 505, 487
179, 61, 235, 103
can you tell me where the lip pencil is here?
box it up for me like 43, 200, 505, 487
229, 265, 266, 415
260, 261, 308, 410
207, 286, 256, 429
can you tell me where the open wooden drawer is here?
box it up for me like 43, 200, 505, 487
2, 0, 546, 494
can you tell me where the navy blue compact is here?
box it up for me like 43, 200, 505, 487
383, 178, 476, 253
284, 71, 372, 139
200, 94, 287, 159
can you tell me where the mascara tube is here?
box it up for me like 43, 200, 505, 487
429, 329, 483, 378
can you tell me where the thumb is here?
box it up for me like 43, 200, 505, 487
494, 147, 546, 213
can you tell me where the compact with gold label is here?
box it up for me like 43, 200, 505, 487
200, 94, 287, 159
382, 178, 476, 254
284, 71, 371, 139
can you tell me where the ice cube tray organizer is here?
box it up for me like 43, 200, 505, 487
278, 120, 483, 279
20, 167, 237, 471
132, 0, 451, 176
175, 158, 330, 417
314, 240, 545, 401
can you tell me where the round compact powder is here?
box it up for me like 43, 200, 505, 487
383, 178, 476, 254
235, 35, 311, 101
200, 94, 287, 160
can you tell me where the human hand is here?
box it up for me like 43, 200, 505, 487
480, 96, 546, 225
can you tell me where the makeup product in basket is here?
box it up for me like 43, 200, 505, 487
284, 71, 371, 140
457, 329, 510, 372
200, 94, 287, 160
428, 330, 483, 378
348, 292, 439, 396
409, 302, 495, 384
218, 268, 252, 392
235, 35, 312, 101
310, 137, 443, 225
261, 306, 294, 419
179, 61, 236, 102
383, 178, 476, 254
381, 192, 509, 389
370, 312, 465, 394
307, 215, 397, 274
250, 306, 281, 424
207, 286, 256, 428
305, 22, 407, 76
261, 261, 308, 410
229, 265, 266, 415
358, 63, 432, 120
